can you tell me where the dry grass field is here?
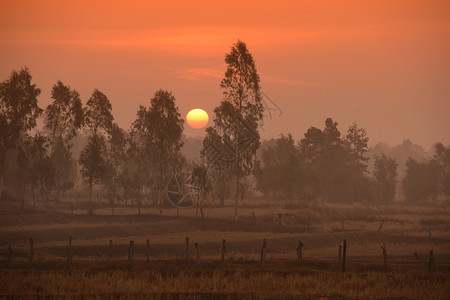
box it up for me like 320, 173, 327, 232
1, 198, 449, 299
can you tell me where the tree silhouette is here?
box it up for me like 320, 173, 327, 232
0, 67, 42, 149
130, 90, 184, 213
24, 133, 52, 208
45, 81, 83, 198
103, 123, 127, 215
0, 67, 42, 198
45, 81, 83, 151
79, 89, 113, 202
256, 134, 304, 203
83, 89, 113, 136
200, 127, 234, 206
79, 134, 107, 202
373, 154, 398, 203
433, 143, 450, 196
207, 40, 263, 219
300, 118, 370, 202
403, 158, 440, 204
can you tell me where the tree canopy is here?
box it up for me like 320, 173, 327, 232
0, 67, 42, 152
206, 40, 264, 219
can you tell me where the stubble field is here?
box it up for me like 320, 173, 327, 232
0, 198, 449, 299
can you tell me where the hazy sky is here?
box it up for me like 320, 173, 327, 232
1, 0, 449, 149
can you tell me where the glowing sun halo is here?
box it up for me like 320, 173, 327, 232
186, 108, 209, 129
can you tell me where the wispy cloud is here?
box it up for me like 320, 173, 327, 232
172, 67, 223, 81
6, 26, 345, 52
44, 31, 235, 54
171, 68, 316, 87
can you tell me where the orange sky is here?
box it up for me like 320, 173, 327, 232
1, 0, 449, 149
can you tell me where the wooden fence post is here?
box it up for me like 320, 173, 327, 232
185, 237, 189, 261
128, 241, 134, 264
195, 243, 200, 265
342, 239, 347, 273
221, 239, 226, 263
413, 252, 427, 270
296, 240, 304, 263
146, 239, 150, 262
278, 214, 282, 225
381, 243, 387, 270
71, 203, 74, 216
109, 240, 113, 260
260, 239, 267, 268
428, 250, 436, 272
7, 245, 12, 267
68, 236, 73, 264
252, 211, 255, 221
29, 238, 34, 263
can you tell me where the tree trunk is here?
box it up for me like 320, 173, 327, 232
89, 180, 93, 203
219, 178, 225, 207
234, 159, 240, 221
31, 183, 36, 210
21, 184, 26, 211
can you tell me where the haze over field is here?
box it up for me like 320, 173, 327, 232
1, 0, 449, 149
1, 3, 450, 298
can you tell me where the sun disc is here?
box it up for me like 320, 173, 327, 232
186, 108, 209, 129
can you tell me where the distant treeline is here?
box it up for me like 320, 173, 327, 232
255, 124, 449, 205
1, 42, 449, 211
0, 67, 184, 211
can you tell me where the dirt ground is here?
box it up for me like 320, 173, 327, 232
0, 199, 449, 298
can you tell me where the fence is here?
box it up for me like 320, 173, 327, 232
3, 237, 439, 272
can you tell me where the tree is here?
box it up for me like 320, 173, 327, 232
373, 154, 398, 203
51, 138, 77, 197
45, 81, 83, 151
0, 133, 50, 210
345, 122, 369, 169
127, 105, 153, 206
256, 134, 304, 203
103, 123, 127, 215
79, 135, 107, 202
200, 127, 231, 206
432, 143, 450, 196
300, 118, 370, 202
130, 90, 184, 213
24, 133, 52, 208
300, 118, 346, 201
209, 40, 263, 219
402, 158, 440, 203
83, 89, 113, 136
191, 163, 212, 212
148, 90, 184, 211
0, 67, 42, 150
343, 122, 371, 202
0, 67, 42, 198
79, 89, 113, 201
45, 81, 83, 198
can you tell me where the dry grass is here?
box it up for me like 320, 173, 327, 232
0, 200, 449, 298
1, 263, 449, 299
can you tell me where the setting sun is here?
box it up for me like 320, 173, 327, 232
186, 108, 209, 129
